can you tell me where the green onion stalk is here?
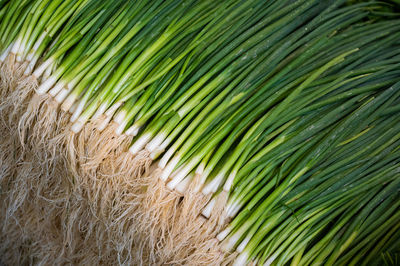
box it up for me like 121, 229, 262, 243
158, 20, 400, 194
229, 83, 400, 265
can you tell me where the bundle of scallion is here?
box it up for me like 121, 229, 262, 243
0, 0, 400, 265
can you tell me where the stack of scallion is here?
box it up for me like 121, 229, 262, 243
0, 0, 399, 265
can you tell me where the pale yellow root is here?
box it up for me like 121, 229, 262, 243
0, 63, 84, 264
1, 57, 36, 122
64, 120, 153, 264
146, 175, 182, 256
67, 120, 133, 177
0, 54, 16, 94
162, 189, 233, 265
0, 144, 129, 265
64, 120, 157, 264
0, 83, 74, 264
14, 61, 29, 78
0, 57, 153, 264
0, 65, 149, 264
135, 170, 235, 265
0, 54, 234, 265
163, 176, 212, 256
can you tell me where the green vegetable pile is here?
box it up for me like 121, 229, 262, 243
0, 0, 399, 265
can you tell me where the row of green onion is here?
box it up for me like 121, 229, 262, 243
1, 0, 400, 264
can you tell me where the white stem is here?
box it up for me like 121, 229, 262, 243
232, 252, 250, 266
175, 173, 192, 194
56, 89, 70, 105
179, 157, 200, 178
202, 167, 212, 180
146, 132, 166, 153
193, 163, 206, 193
115, 120, 128, 135
159, 148, 175, 169
25, 54, 39, 75
160, 155, 181, 181
222, 230, 242, 251
105, 102, 122, 117
166, 163, 192, 190
150, 148, 164, 160
99, 103, 121, 131
113, 110, 126, 125
201, 198, 216, 218
36, 75, 57, 95
61, 93, 77, 112
226, 200, 242, 218
223, 171, 236, 192
126, 127, 139, 136
33, 57, 54, 78
0, 43, 13, 62
92, 102, 108, 120
25, 51, 35, 64
68, 75, 80, 91
195, 163, 205, 175
202, 173, 224, 195
25, 31, 46, 63
217, 227, 233, 242
150, 137, 172, 160
177, 106, 188, 117
237, 235, 251, 253
129, 132, 152, 155
113, 104, 129, 134
16, 42, 26, 62
170, 164, 184, 179
232, 205, 242, 218
69, 100, 78, 114
43, 62, 53, 80
263, 255, 277, 266
159, 137, 171, 151
125, 123, 140, 136
17, 40, 29, 62
24, 34, 47, 74
97, 114, 113, 131
26, 32, 46, 63
11, 37, 22, 59
71, 118, 86, 133
70, 100, 86, 122
168, 157, 201, 188
49, 81, 66, 97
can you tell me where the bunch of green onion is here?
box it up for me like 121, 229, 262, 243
0, 0, 400, 264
